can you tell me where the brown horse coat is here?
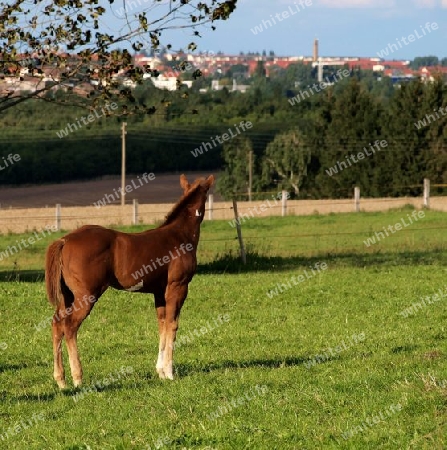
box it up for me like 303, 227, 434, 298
45, 174, 214, 388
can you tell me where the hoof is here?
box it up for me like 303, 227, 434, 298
156, 368, 166, 379
73, 379, 82, 388
56, 379, 67, 389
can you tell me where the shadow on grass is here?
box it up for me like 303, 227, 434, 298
176, 356, 308, 377
6, 380, 132, 403
59, 381, 129, 398
14, 392, 57, 402
2, 248, 447, 282
0, 269, 44, 282
198, 248, 447, 274
0, 363, 28, 374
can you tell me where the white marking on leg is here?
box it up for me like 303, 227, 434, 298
164, 362, 173, 380
156, 329, 167, 379
163, 338, 174, 380
156, 349, 165, 370
126, 280, 143, 292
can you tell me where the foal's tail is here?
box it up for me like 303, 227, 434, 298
45, 239, 65, 308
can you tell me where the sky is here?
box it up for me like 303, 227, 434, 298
163, 0, 447, 60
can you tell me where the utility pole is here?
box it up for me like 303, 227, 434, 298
232, 199, 246, 264
121, 122, 127, 207
248, 150, 253, 202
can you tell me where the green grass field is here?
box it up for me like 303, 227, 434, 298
1, 208, 447, 449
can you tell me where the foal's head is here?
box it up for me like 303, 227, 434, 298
163, 174, 214, 227
179, 174, 214, 220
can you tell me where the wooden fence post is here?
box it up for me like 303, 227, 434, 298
56, 203, 61, 231
281, 190, 288, 217
208, 194, 214, 220
354, 187, 360, 212
132, 199, 138, 225
232, 199, 246, 264
423, 178, 430, 208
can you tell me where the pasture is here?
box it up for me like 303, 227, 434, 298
1, 208, 447, 449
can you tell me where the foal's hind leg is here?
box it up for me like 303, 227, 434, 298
52, 286, 75, 389
64, 293, 96, 387
52, 311, 66, 389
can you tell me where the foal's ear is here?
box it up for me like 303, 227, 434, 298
180, 174, 190, 191
205, 174, 215, 189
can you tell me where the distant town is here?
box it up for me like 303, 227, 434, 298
1, 39, 447, 96
135, 51, 446, 91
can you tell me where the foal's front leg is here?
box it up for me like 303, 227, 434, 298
155, 309, 167, 379
162, 283, 188, 380
154, 293, 167, 379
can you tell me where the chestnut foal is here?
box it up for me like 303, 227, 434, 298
45, 174, 214, 388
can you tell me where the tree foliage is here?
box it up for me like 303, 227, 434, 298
213, 74, 447, 200
410, 56, 439, 69
262, 129, 311, 195
216, 136, 254, 199
312, 78, 383, 197
1, 67, 447, 200
0, 0, 238, 112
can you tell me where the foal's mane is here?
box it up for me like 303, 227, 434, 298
162, 181, 204, 226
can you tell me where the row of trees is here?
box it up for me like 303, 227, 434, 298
410, 56, 447, 69
2, 0, 447, 201
1, 63, 446, 198
216, 77, 447, 199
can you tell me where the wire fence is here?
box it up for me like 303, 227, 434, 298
0, 189, 445, 235
2, 188, 447, 271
